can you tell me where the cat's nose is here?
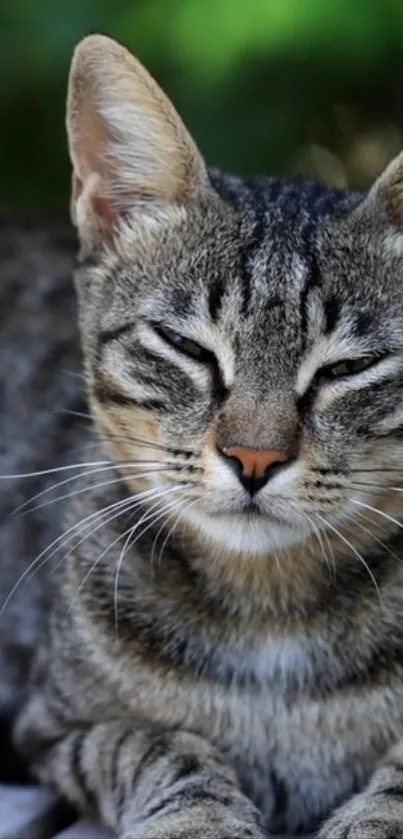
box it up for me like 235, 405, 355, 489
219, 445, 291, 495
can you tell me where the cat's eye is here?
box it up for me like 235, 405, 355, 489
154, 323, 228, 401
155, 325, 206, 361
320, 356, 379, 380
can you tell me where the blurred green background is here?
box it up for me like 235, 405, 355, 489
2, 0, 403, 207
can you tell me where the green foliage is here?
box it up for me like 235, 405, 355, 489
2, 0, 403, 205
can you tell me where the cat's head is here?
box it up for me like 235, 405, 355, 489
66, 35, 403, 558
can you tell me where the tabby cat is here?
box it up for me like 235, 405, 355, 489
3, 33, 403, 839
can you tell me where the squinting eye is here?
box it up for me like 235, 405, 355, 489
321, 356, 379, 380
155, 325, 205, 360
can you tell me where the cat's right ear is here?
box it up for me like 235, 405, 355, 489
365, 151, 403, 230
66, 34, 208, 251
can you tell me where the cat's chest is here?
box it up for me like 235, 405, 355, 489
76, 615, 403, 831
113, 642, 403, 833
191, 676, 401, 832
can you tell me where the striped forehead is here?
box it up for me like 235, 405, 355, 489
205, 226, 317, 328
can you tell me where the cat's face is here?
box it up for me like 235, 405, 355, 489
67, 35, 403, 556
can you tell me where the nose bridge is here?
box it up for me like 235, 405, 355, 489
223, 446, 288, 478
217, 387, 298, 454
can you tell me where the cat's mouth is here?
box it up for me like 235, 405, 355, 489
184, 497, 301, 554
240, 500, 265, 516
211, 498, 282, 522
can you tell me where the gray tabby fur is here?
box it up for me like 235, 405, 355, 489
2, 33, 403, 839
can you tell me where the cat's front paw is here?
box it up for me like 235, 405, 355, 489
319, 792, 403, 839
124, 811, 264, 839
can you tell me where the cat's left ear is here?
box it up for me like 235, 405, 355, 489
66, 34, 209, 250
366, 151, 403, 228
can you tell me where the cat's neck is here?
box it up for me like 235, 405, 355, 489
173, 514, 399, 624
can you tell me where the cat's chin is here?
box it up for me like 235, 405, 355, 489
181, 505, 302, 556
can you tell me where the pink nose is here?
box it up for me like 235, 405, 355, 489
222, 446, 289, 479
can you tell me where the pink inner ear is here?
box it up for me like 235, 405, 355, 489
72, 168, 117, 242
92, 193, 118, 231
72, 101, 121, 235
72, 173, 83, 202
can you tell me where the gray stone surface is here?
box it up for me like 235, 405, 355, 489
55, 820, 111, 839
0, 784, 58, 839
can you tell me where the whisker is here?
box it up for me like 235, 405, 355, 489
348, 511, 403, 566
60, 495, 153, 585
113, 525, 138, 633
57, 411, 184, 452
46, 487, 163, 571
350, 481, 403, 493
313, 511, 383, 605
95, 433, 198, 457
303, 511, 336, 578
130, 499, 178, 579
151, 497, 187, 571
55, 409, 91, 421
10, 462, 177, 517
349, 468, 403, 474
55, 368, 85, 381
135, 493, 188, 565
66, 512, 144, 620
15, 466, 180, 518
113, 489, 186, 630
69, 486, 183, 621
58, 410, 201, 457
93, 434, 170, 453
0, 454, 182, 484
150, 508, 179, 572
351, 499, 403, 533
0, 461, 112, 480
154, 495, 200, 571
21, 490, 166, 624
0, 487, 161, 621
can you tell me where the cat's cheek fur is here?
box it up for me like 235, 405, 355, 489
91, 400, 164, 476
